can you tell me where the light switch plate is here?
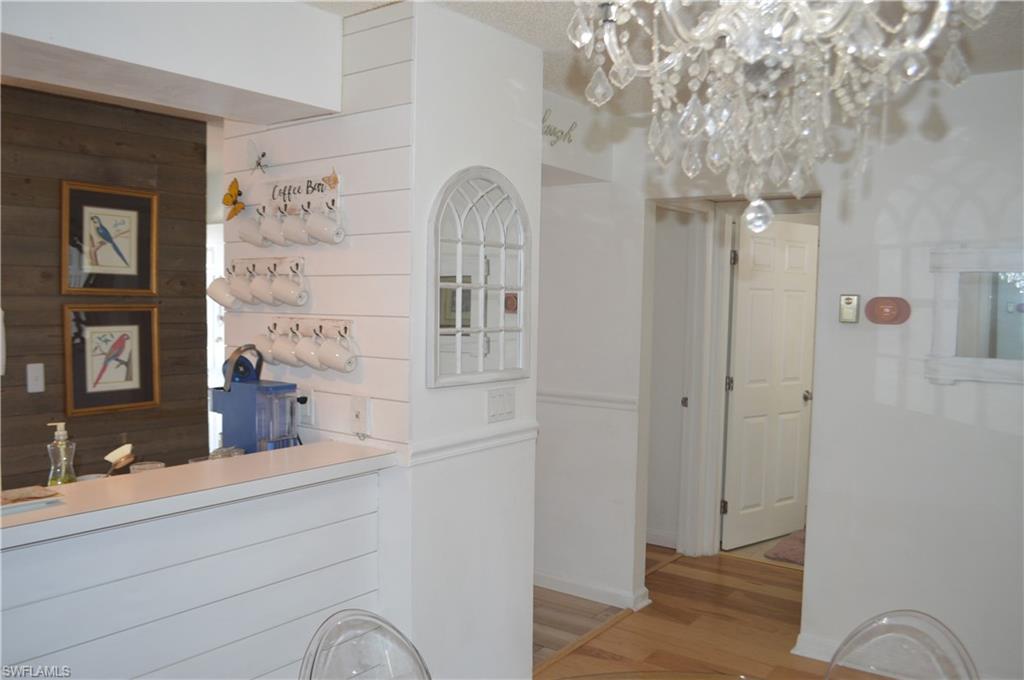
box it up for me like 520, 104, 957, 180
297, 388, 315, 427
487, 387, 515, 423
351, 396, 370, 436
839, 294, 860, 323
26, 363, 45, 393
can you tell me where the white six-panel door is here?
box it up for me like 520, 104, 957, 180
721, 217, 819, 550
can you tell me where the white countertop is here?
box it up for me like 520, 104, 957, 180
1, 441, 396, 548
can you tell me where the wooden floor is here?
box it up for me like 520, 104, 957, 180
724, 536, 804, 572
533, 587, 623, 668
535, 546, 826, 680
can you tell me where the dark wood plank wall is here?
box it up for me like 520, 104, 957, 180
1, 86, 209, 489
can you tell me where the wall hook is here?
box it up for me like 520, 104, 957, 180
252, 151, 270, 175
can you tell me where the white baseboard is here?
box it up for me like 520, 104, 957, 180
632, 586, 652, 611
792, 632, 839, 664
534, 571, 639, 610
645, 528, 676, 549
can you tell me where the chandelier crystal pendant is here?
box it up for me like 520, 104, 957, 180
568, 0, 994, 232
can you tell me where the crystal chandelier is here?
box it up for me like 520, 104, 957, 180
567, 0, 994, 232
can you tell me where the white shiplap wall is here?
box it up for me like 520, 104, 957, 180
222, 5, 413, 451
1, 474, 380, 679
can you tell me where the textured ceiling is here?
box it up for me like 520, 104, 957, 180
311, 1, 1023, 113
442, 0, 1024, 113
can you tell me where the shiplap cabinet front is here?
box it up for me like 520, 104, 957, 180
1, 474, 381, 679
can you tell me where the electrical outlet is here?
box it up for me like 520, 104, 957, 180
351, 396, 370, 437
487, 387, 515, 423
26, 363, 45, 393
297, 388, 315, 427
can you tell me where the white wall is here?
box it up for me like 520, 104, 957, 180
535, 180, 649, 608
796, 70, 1024, 679
535, 69, 1023, 677
399, 6, 543, 678
1, 2, 342, 123
221, 4, 413, 451
221, 6, 544, 677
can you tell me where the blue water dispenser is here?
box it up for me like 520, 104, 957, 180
210, 345, 300, 453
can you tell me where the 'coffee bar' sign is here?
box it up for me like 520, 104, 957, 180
261, 169, 341, 215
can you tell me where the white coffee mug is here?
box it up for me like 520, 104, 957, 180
294, 334, 322, 369
259, 212, 289, 246
228, 269, 255, 303
271, 330, 303, 367
283, 213, 315, 245
317, 333, 357, 372
271, 271, 308, 307
255, 331, 277, 364
235, 215, 270, 248
305, 212, 346, 244
250, 271, 279, 306
207, 276, 238, 309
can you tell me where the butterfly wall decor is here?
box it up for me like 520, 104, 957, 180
323, 169, 339, 191
222, 177, 245, 221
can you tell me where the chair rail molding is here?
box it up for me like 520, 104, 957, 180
537, 389, 639, 412
407, 420, 539, 466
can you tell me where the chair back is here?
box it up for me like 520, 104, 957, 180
825, 609, 978, 680
298, 609, 430, 680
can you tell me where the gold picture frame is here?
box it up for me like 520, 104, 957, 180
61, 180, 159, 296
63, 303, 161, 416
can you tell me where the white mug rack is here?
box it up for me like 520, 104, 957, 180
255, 317, 358, 373
271, 317, 353, 339
226, 170, 346, 249
207, 257, 309, 309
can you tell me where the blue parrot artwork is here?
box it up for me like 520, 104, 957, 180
89, 215, 130, 266
82, 207, 137, 275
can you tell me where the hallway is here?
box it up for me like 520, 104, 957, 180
535, 551, 827, 679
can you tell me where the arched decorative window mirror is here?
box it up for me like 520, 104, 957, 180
427, 167, 529, 387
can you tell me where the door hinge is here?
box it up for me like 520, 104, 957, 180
730, 249, 738, 265
725, 376, 734, 391
680, 396, 689, 408
720, 499, 729, 515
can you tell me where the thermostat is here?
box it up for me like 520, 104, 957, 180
839, 294, 860, 323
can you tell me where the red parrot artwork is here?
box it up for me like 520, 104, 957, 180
92, 333, 131, 388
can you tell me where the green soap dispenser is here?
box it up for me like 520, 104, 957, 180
46, 421, 77, 486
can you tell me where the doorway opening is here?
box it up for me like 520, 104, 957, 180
640, 196, 821, 570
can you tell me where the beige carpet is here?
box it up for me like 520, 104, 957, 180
723, 535, 804, 571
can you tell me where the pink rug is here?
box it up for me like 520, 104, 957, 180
765, 529, 805, 566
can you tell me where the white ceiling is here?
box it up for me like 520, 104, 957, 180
442, 0, 1024, 113
313, 1, 1024, 113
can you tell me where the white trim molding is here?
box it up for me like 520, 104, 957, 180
534, 570, 646, 611
407, 420, 539, 466
537, 389, 638, 412
792, 632, 839, 664
926, 244, 1023, 385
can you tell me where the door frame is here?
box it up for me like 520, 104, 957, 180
639, 195, 821, 556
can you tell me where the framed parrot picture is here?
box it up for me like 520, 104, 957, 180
63, 304, 160, 416
61, 181, 158, 295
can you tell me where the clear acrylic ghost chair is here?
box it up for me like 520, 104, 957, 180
824, 610, 978, 680
298, 609, 431, 680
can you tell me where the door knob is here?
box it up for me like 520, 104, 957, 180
803, 390, 813, 403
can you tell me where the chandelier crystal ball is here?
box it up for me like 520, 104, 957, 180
567, 0, 994, 232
